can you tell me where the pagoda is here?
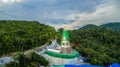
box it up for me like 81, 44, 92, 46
43, 29, 81, 65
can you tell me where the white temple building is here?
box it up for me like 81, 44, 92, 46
42, 29, 84, 65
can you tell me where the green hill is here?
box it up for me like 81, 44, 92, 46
80, 22, 120, 31
80, 24, 98, 29
100, 22, 120, 31
69, 27, 120, 66
0, 20, 57, 57
0, 20, 120, 66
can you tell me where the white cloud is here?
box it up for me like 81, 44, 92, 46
0, 0, 119, 30
1, 0, 21, 3
50, 2, 119, 30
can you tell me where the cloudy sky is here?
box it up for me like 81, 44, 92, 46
0, 0, 120, 29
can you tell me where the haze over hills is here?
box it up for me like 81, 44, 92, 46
79, 22, 120, 31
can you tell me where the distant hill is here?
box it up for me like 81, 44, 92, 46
80, 22, 120, 31
100, 22, 120, 31
80, 24, 98, 29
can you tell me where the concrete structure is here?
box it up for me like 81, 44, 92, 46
43, 29, 84, 65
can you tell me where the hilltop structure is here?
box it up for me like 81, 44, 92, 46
43, 29, 83, 65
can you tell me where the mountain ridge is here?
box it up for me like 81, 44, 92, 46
79, 22, 120, 31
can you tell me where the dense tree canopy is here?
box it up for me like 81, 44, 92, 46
0, 20, 120, 66
0, 20, 57, 57
69, 28, 120, 65
4, 52, 49, 67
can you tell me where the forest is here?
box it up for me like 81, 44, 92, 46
69, 27, 120, 65
0, 20, 120, 66
0, 20, 57, 57
4, 52, 49, 67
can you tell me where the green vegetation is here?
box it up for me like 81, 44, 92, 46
0, 20, 57, 57
4, 52, 49, 67
69, 28, 120, 65
100, 22, 120, 31
0, 20, 120, 66
80, 22, 120, 31
80, 24, 98, 29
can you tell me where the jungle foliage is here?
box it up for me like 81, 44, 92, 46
69, 28, 120, 65
0, 20, 120, 66
0, 20, 57, 57
4, 52, 49, 67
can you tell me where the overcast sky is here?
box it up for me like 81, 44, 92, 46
0, 0, 120, 29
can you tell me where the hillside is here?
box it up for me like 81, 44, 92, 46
80, 22, 120, 31
100, 22, 120, 31
69, 28, 120, 65
80, 24, 98, 29
0, 20, 57, 57
0, 20, 120, 66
